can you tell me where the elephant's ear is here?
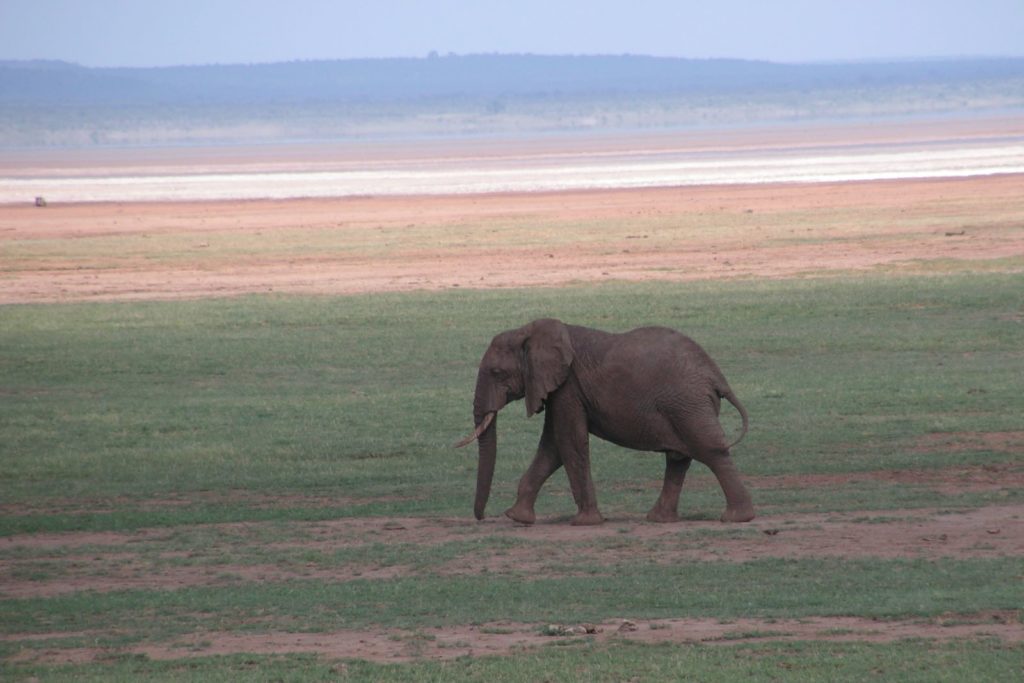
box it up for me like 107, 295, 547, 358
523, 319, 574, 416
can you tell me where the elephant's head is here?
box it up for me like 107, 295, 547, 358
455, 318, 574, 519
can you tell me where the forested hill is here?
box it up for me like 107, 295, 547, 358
3, 54, 1023, 105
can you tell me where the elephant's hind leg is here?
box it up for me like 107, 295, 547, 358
669, 412, 754, 523
707, 453, 755, 523
646, 452, 692, 523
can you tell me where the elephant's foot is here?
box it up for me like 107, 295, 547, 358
504, 504, 536, 525
720, 507, 755, 523
570, 510, 605, 526
645, 508, 681, 523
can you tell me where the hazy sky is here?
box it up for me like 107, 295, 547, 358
2, 1, 1023, 68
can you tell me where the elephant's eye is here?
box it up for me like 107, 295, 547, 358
490, 368, 506, 379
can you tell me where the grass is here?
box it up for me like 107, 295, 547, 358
337, 640, 1021, 683
2, 272, 1022, 678
3, 274, 1021, 508
3, 640, 1021, 682
4, 557, 1019, 636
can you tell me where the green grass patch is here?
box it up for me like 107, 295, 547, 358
3, 640, 1021, 682
4, 557, 1019, 636
2, 273, 1021, 529
2, 272, 1022, 678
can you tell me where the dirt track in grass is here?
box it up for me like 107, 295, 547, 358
1, 504, 1022, 600
3, 497, 1022, 664
3, 496, 1022, 601
8, 613, 1022, 666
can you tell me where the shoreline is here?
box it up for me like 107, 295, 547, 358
3, 115, 1023, 204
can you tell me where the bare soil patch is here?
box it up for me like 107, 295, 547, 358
4, 500, 1021, 599
9, 613, 1021, 666
753, 462, 1024, 495
146, 612, 1024, 662
434, 504, 1024, 575
913, 431, 1024, 454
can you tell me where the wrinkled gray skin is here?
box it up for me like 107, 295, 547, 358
461, 318, 754, 526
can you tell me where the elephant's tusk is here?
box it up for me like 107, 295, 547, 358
453, 412, 495, 449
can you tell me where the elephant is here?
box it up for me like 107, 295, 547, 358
455, 318, 754, 526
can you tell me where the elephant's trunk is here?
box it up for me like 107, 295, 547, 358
460, 366, 512, 520
473, 412, 497, 520
463, 368, 510, 520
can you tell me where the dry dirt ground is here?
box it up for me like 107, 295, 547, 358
10, 615, 1022, 666
2, 141, 1023, 663
4, 497, 1024, 600
3, 504, 1023, 664
2, 174, 1023, 304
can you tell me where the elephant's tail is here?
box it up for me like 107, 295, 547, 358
720, 389, 749, 450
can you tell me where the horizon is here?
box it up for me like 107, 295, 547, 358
6, 52, 1023, 72
2, 1, 1023, 69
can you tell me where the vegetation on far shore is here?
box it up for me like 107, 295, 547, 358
2, 55, 1022, 146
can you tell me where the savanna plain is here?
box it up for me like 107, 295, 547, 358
1, 131, 1023, 680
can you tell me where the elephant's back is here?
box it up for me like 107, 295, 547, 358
620, 326, 728, 395
601, 327, 700, 381
621, 326, 709, 362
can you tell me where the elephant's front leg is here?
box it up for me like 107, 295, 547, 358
646, 453, 692, 523
549, 391, 603, 526
563, 445, 603, 525
505, 417, 562, 525
564, 449, 602, 525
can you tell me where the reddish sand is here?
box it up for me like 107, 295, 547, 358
2, 173, 1022, 304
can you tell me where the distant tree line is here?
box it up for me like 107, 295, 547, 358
2, 54, 1023, 106
2, 55, 1022, 147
